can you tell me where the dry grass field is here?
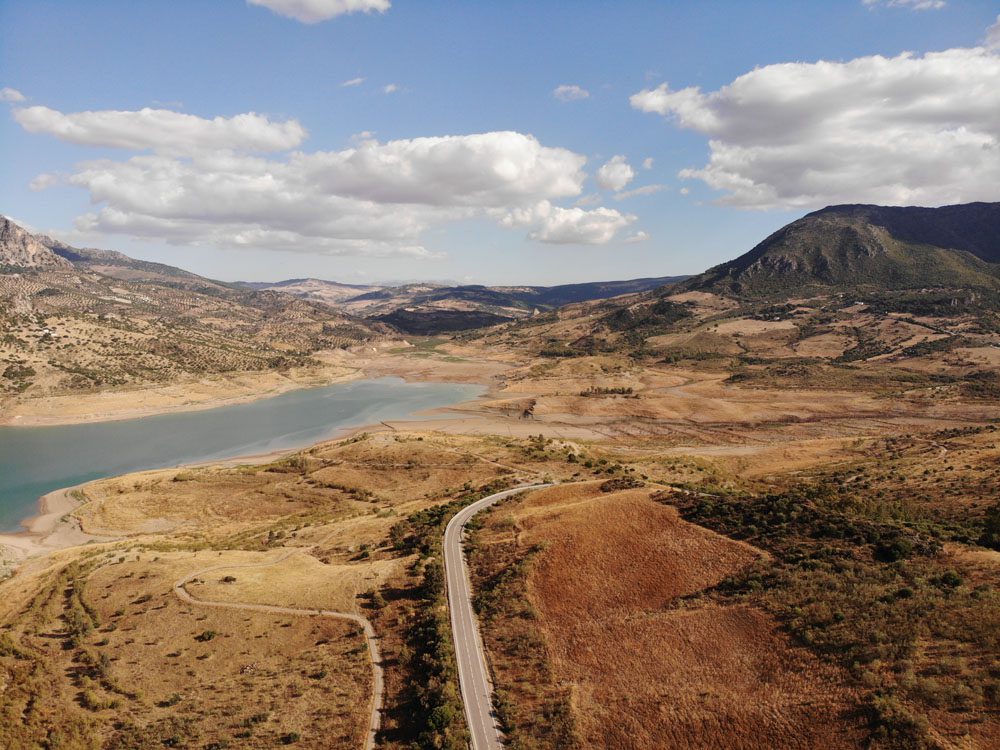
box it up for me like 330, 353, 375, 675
0, 547, 372, 749
0, 430, 585, 749
470, 483, 866, 750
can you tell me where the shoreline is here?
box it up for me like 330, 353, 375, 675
0, 483, 119, 575
0, 382, 498, 575
0, 365, 366, 428
0, 343, 512, 428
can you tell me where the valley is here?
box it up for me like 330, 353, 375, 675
2, 203, 999, 749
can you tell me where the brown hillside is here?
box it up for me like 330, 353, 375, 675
482, 484, 866, 750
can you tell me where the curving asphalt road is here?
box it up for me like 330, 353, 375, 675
443, 483, 553, 750
173, 561, 383, 750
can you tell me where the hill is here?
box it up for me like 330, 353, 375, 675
0, 218, 391, 409
245, 275, 689, 334
470, 202, 1000, 372
233, 277, 383, 305
683, 202, 1000, 297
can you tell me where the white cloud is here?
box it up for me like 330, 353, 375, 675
862, 0, 945, 10
341, 77, 365, 87
641, 157, 654, 170
13, 106, 307, 155
553, 84, 590, 102
506, 201, 635, 245
631, 46, 1000, 209
1, 87, 25, 102
247, 0, 389, 24
29, 173, 60, 191
595, 155, 635, 192
613, 184, 665, 201
297, 131, 586, 206
987, 15, 1000, 49
625, 231, 650, 243
382, 83, 398, 94
19, 98, 640, 252
25, 108, 620, 253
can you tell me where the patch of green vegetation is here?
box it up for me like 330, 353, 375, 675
601, 299, 692, 350
388, 337, 448, 355
960, 369, 1000, 400
579, 385, 634, 396
598, 476, 645, 492
859, 289, 1000, 318
658, 477, 1000, 749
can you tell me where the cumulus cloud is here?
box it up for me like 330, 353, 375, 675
504, 201, 635, 245
595, 155, 635, 192
247, 0, 389, 24
641, 157, 654, 170
862, 0, 945, 10
13, 106, 307, 155
382, 83, 398, 94
1, 87, 25, 102
341, 77, 365, 87
20, 101, 635, 253
553, 84, 590, 102
631, 46, 1000, 209
297, 131, 587, 206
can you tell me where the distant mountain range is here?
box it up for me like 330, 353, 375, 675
682, 202, 1000, 297
238, 275, 689, 333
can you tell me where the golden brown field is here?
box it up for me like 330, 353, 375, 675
470, 483, 866, 750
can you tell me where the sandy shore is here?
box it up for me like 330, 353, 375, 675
0, 484, 119, 576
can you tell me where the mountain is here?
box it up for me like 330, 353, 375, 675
0, 216, 72, 270
245, 275, 690, 334
234, 278, 383, 305
0, 218, 391, 403
682, 202, 1000, 297
47, 240, 218, 286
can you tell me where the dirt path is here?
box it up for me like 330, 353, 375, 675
173, 556, 383, 750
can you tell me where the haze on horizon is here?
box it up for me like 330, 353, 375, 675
1, 0, 999, 286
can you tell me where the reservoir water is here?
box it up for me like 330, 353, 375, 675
0, 377, 482, 532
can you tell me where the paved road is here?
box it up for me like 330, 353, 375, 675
173, 560, 383, 750
444, 484, 552, 750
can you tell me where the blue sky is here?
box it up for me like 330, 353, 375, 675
2, 0, 999, 285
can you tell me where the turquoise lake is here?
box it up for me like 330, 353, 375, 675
0, 377, 482, 532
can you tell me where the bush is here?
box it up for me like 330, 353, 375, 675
599, 476, 645, 492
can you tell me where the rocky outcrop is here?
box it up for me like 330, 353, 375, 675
0, 216, 72, 270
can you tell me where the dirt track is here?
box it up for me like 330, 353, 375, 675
173, 556, 383, 750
